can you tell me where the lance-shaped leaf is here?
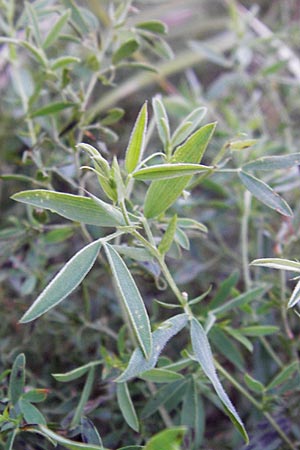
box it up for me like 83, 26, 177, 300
30, 101, 76, 118
152, 96, 170, 149
243, 153, 300, 172
238, 171, 293, 217
104, 244, 152, 359
288, 278, 300, 308
125, 102, 148, 173
117, 314, 188, 382
251, 258, 300, 273
19, 399, 46, 425
9, 353, 25, 405
158, 214, 177, 255
37, 425, 107, 450
52, 361, 102, 382
117, 382, 139, 432
190, 318, 248, 443
20, 240, 102, 323
171, 106, 207, 148
112, 39, 139, 64
144, 123, 216, 218
43, 9, 71, 49
133, 163, 212, 181
12, 190, 124, 227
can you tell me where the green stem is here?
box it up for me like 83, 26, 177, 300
216, 362, 297, 450
241, 190, 252, 290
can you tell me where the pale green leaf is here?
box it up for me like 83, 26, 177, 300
190, 318, 248, 443
239, 325, 279, 336
52, 361, 102, 382
238, 170, 293, 217
125, 103, 148, 173
117, 383, 139, 432
71, 367, 95, 427
117, 314, 188, 382
19, 399, 46, 425
229, 139, 257, 151
243, 153, 300, 171
51, 56, 80, 70
250, 258, 300, 273
171, 107, 207, 147
288, 278, 300, 308
20, 240, 101, 323
211, 286, 267, 316
152, 96, 170, 149
244, 374, 265, 393
177, 218, 208, 233
37, 425, 106, 450
43, 10, 71, 49
104, 244, 152, 359
158, 214, 177, 255
8, 353, 25, 405
30, 101, 76, 117
144, 123, 215, 217
133, 163, 212, 181
11, 190, 124, 227
144, 427, 187, 450
136, 20, 167, 34
139, 368, 184, 383
113, 39, 139, 64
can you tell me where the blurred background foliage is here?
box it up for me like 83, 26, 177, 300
1, 0, 300, 449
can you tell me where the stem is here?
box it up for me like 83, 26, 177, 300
241, 190, 252, 290
216, 362, 297, 450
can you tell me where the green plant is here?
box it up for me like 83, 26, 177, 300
2, 1, 300, 450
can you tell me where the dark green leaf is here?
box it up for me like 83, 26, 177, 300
113, 39, 139, 64
52, 361, 102, 382
19, 399, 46, 425
20, 240, 101, 323
22, 389, 48, 403
71, 367, 95, 427
238, 170, 293, 217
267, 361, 299, 390
37, 425, 106, 450
139, 368, 184, 383
117, 383, 139, 432
141, 380, 187, 419
211, 286, 267, 316
8, 353, 25, 405
30, 101, 76, 118
81, 417, 103, 447
136, 20, 167, 35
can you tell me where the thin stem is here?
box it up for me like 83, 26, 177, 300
241, 190, 252, 290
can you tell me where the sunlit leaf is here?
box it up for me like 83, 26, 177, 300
144, 427, 187, 450
239, 171, 293, 217
12, 190, 124, 227
190, 318, 248, 443
20, 240, 101, 323
250, 258, 300, 273
125, 103, 148, 173
133, 163, 212, 181
288, 278, 300, 308
104, 244, 152, 359
51, 56, 80, 70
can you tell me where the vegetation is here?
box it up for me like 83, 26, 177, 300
1, 1, 300, 449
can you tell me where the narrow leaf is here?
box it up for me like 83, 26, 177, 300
142, 380, 187, 419
19, 399, 46, 425
136, 20, 167, 34
22, 389, 48, 403
81, 417, 103, 447
43, 10, 71, 49
267, 361, 299, 390
117, 383, 139, 432
190, 318, 248, 443
243, 153, 300, 172
251, 258, 300, 272
240, 325, 279, 336
144, 123, 215, 218
288, 278, 300, 308
117, 314, 188, 382
104, 244, 152, 359
20, 240, 101, 323
133, 163, 212, 180
30, 101, 76, 118
8, 353, 25, 405
181, 378, 204, 448
211, 286, 267, 316
144, 427, 187, 450
244, 374, 265, 393
158, 215, 177, 255
139, 368, 184, 383
52, 361, 102, 382
239, 170, 293, 217
71, 367, 95, 427
152, 96, 170, 149
171, 107, 207, 148
112, 39, 139, 64
12, 190, 124, 227
37, 425, 106, 450
51, 56, 80, 70
125, 103, 148, 173
177, 218, 208, 234
4, 430, 17, 450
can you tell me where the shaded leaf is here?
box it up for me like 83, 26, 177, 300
20, 240, 101, 323
267, 361, 299, 391
81, 417, 103, 447
158, 215, 177, 255
190, 318, 248, 443
104, 244, 152, 359
171, 107, 207, 147
43, 10, 71, 48
37, 425, 106, 450
238, 170, 293, 217
244, 374, 265, 393
8, 353, 25, 405
52, 361, 102, 382
71, 367, 95, 427
152, 96, 170, 149
117, 383, 139, 432
240, 325, 279, 336
117, 314, 188, 382
141, 379, 187, 419
243, 153, 300, 171
19, 399, 46, 425
22, 389, 49, 403
12, 190, 124, 227
113, 39, 139, 64
211, 285, 267, 316
125, 103, 148, 173
136, 20, 167, 34
139, 368, 184, 383
51, 56, 80, 70
30, 101, 76, 117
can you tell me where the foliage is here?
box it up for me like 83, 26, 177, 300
1, 1, 300, 449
